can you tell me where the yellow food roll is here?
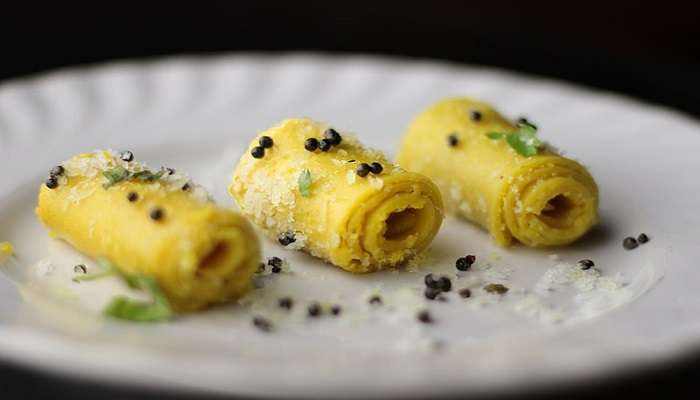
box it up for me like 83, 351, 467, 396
397, 98, 598, 247
229, 118, 444, 272
36, 150, 260, 311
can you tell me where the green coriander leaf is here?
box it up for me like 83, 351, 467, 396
104, 289, 173, 322
484, 283, 509, 294
102, 166, 131, 188
486, 124, 543, 157
72, 268, 116, 282
486, 132, 506, 140
506, 132, 539, 157
298, 169, 312, 197
93, 258, 174, 322
518, 125, 542, 148
132, 169, 166, 182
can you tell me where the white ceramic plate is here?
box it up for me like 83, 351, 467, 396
0, 53, 698, 398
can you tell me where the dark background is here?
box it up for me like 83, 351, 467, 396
1, 1, 699, 399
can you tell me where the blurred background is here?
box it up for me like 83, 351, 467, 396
1, 1, 699, 399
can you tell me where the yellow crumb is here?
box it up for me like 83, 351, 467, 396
0, 241, 14, 263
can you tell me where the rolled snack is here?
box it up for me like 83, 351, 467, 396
397, 98, 598, 247
229, 118, 444, 273
36, 150, 260, 311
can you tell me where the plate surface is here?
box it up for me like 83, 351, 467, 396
0, 53, 699, 398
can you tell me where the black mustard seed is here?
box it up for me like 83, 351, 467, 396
424, 287, 441, 300
304, 138, 319, 152
356, 163, 371, 177
437, 276, 452, 292
278, 297, 293, 310
278, 231, 296, 246
417, 310, 433, 324
623, 237, 639, 250
259, 135, 274, 148
252, 316, 273, 332
127, 192, 138, 202
267, 257, 283, 268
251, 146, 265, 159
120, 150, 134, 162
459, 288, 472, 298
50, 165, 65, 177
456, 255, 476, 271
318, 139, 333, 152
308, 302, 322, 317
447, 133, 459, 147
73, 264, 87, 274
370, 162, 383, 175
150, 208, 164, 221
424, 273, 439, 289
323, 128, 342, 145
46, 177, 58, 189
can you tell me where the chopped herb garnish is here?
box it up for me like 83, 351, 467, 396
132, 169, 165, 182
485, 132, 506, 140
99, 258, 174, 322
484, 283, 509, 294
102, 166, 131, 188
103, 166, 166, 189
486, 123, 543, 157
298, 169, 312, 197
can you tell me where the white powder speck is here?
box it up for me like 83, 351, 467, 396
36, 258, 55, 277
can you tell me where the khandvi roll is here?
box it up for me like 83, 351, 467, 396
397, 98, 598, 247
36, 150, 260, 312
229, 118, 444, 273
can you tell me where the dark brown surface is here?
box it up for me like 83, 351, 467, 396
1, 1, 699, 399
